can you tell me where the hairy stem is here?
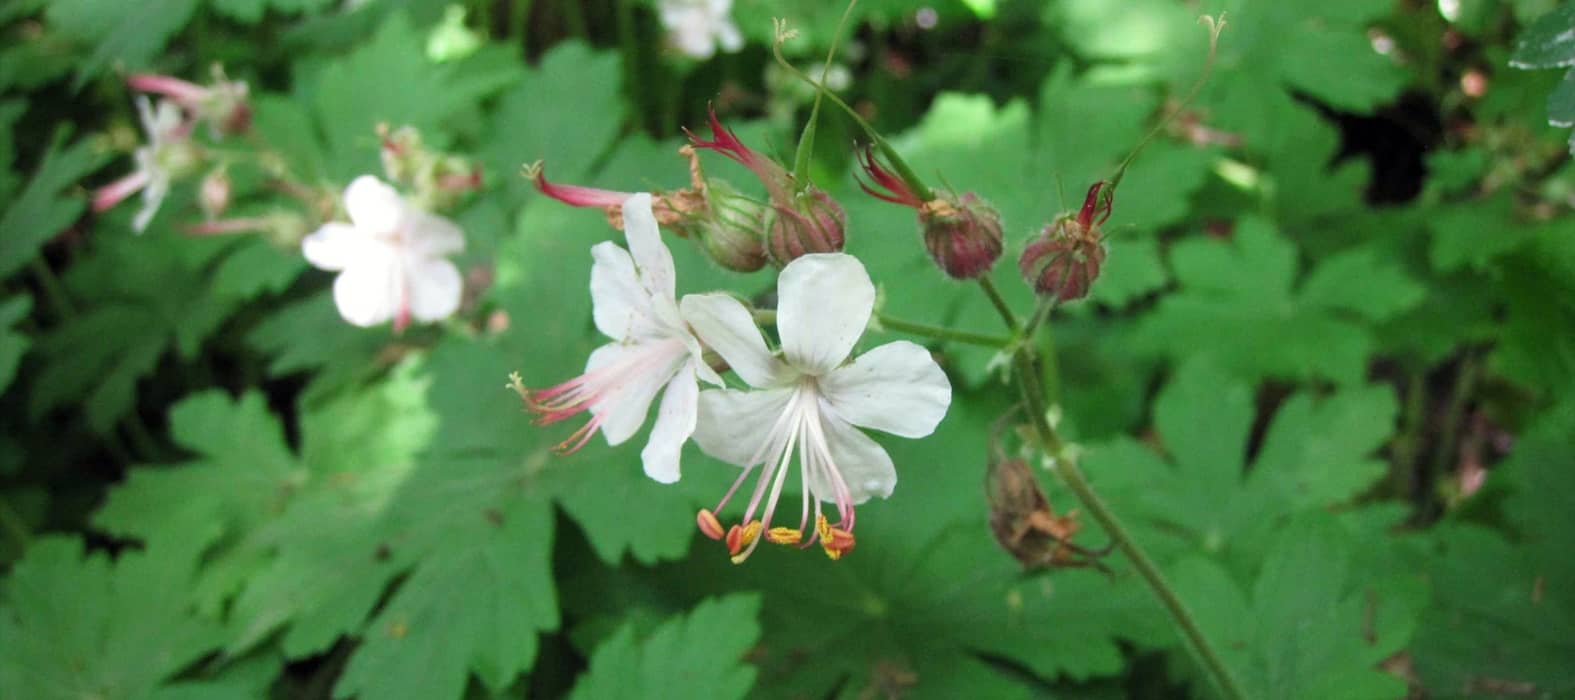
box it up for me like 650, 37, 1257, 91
1009, 312, 1247, 700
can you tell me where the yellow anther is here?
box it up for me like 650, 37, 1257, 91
726, 520, 762, 556
766, 527, 802, 545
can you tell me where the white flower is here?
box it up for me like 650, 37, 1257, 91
513, 193, 723, 483
90, 97, 197, 233
301, 175, 465, 329
683, 253, 952, 562
659, 0, 744, 59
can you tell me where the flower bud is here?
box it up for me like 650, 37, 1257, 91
695, 180, 768, 272
765, 187, 845, 264
199, 168, 231, 220
921, 193, 1003, 280
1018, 217, 1105, 302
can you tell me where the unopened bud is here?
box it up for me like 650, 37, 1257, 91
1018, 217, 1105, 302
199, 168, 231, 220
766, 187, 845, 264
921, 193, 1003, 280
695, 180, 768, 272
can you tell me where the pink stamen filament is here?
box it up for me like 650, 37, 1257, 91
127, 74, 209, 105
525, 340, 685, 453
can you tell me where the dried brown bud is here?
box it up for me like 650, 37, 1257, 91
986, 452, 1108, 571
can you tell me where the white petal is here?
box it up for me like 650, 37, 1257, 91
692, 387, 794, 467
812, 414, 896, 504
590, 241, 661, 341
776, 253, 875, 375
621, 193, 677, 304
342, 175, 404, 235
331, 255, 398, 327
131, 176, 169, 234
641, 361, 699, 484
410, 210, 464, 257
593, 341, 688, 446
406, 257, 463, 323
680, 293, 785, 388
301, 223, 366, 271
819, 341, 951, 438
715, 18, 743, 52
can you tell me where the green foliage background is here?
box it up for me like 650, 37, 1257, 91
1, 0, 1573, 697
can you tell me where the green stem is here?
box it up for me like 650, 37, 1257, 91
877, 315, 1011, 348
791, 0, 859, 183
977, 276, 1018, 332
509, 0, 534, 50
562, 0, 588, 40
1427, 353, 1479, 514
751, 308, 1009, 348
770, 29, 933, 201
1007, 303, 1246, 700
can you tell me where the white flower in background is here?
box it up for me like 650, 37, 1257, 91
511, 193, 723, 483
91, 97, 198, 233
659, 0, 744, 59
683, 253, 952, 562
302, 176, 465, 330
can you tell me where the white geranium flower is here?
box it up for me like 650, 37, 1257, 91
683, 253, 952, 562
512, 193, 723, 483
659, 0, 744, 59
91, 97, 198, 233
302, 175, 465, 330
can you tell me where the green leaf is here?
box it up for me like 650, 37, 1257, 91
1087, 360, 1399, 560
1172, 518, 1423, 698
1509, 3, 1575, 68
0, 536, 223, 699
0, 294, 31, 394
1134, 217, 1424, 384
1428, 195, 1552, 272
482, 41, 624, 210
93, 391, 303, 564
1411, 404, 1575, 696
0, 136, 105, 279
44, 0, 200, 87
310, 12, 524, 179
568, 594, 762, 700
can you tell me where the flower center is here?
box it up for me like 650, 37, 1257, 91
697, 376, 858, 563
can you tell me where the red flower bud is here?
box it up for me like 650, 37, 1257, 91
921, 193, 1003, 280
766, 187, 846, 264
1018, 217, 1105, 302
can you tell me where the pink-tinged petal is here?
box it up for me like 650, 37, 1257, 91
92, 170, 151, 213
693, 387, 794, 467
814, 414, 895, 504
410, 210, 464, 257
406, 257, 463, 323
331, 253, 399, 327
621, 193, 676, 304
819, 341, 951, 438
641, 360, 699, 484
776, 253, 874, 375
126, 74, 208, 105
590, 241, 662, 341
342, 175, 404, 234
596, 340, 688, 446
301, 223, 366, 271
679, 292, 785, 388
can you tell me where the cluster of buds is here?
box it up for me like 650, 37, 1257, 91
857, 145, 1004, 280
127, 64, 251, 137
1018, 181, 1110, 303
379, 124, 484, 211
526, 144, 772, 273
687, 108, 846, 265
